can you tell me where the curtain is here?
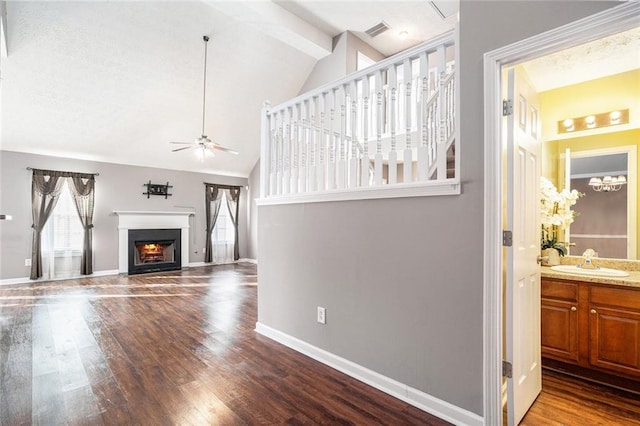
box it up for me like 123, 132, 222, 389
67, 174, 95, 275
226, 187, 241, 261
205, 184, 223, 263
30, 171, 66, 279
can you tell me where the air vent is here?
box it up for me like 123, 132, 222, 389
365, 21, 390, 38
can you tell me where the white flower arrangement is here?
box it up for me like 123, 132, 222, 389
540, 176, 582, 255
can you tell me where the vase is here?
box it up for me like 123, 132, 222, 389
541, 248, 560, 266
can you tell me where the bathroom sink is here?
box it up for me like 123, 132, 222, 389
550, 265, 629, 277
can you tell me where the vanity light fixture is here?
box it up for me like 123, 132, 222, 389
558, 108, 629, 134
588, 175, 627, 192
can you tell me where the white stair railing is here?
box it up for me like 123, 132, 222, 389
261, 30, 457, 199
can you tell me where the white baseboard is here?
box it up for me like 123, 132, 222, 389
255, 322, 484, 426
0, 269, 120, 286
237, 258, 257, 264
187, 262, 207, 268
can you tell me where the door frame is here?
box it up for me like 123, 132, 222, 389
482, 3, 639, 425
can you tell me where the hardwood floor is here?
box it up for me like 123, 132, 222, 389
520, 368, 640, 426
0, 264, 448, 425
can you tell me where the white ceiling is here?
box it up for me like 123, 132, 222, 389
1, 1, 456, 177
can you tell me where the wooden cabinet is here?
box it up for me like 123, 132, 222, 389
541, 277, 640, 381
541, 280, 579, 362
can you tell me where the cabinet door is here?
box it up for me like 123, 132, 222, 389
541, 299, 579, 362
589, 306, 640, 377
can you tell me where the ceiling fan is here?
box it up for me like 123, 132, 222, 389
171, 35, 238, 157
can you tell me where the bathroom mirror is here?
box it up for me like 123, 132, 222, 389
557, 141, 637, 260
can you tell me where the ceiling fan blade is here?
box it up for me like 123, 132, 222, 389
211, 144, 239, 155
170, 142, 193, 145
172, 146, 193, 152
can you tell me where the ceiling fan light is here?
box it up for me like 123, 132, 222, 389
588, 177, 601, 186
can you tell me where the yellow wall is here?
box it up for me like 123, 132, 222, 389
540, 69, 640, 142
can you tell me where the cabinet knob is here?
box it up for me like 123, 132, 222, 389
571, 306, 577, 312
590, 309, 597, 314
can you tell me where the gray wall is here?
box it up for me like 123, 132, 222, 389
258, 0, 619, 416
298, 31, 385, 95
0, 150, 248, 280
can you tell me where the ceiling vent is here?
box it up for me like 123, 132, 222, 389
365, 21, 390, 38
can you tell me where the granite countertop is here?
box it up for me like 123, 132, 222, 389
541, 256, 640, 289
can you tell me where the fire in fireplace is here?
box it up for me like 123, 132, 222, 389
128, 229, 181, 275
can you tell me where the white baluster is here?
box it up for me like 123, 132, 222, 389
299, 101, 307, 193
361, 76, 370, 187
317, 92, 326, 191
417, 52, 429, 182
337, 86, 347, 189
290, 104, 299, 194
309, 96, 317, 192
436, 45, 447, 180
388, 65, 397, 185
348, 81, 358, 188
374, 69, 383, 186
282, 108, 291, 194
276, 111, 283, 195
403, 58, 413, 184
327, 89, 336, 190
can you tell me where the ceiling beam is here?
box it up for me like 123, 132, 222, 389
203, 0, 332, 60
0, 1, 7, 57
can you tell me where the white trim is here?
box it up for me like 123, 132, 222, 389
0, 269, 120, 286
255, 322, 483, 426
237, 258, 257, 264
187, 262, 207, 268
112, 210, 195, 216
257, 180, 461, 206
483, 3, 639, 425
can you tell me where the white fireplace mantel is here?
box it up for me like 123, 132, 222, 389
114, 211, 194, 273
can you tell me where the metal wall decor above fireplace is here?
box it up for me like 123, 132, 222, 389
128, 229, 182, 275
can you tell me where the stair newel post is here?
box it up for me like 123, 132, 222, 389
417, 52, 429, 182
361, 75, 370, 187
282, 107, 291, 195
299, 100, 308, 193
374, 69, 384, 186
290, 104, 299, 194
260, 101, 271, 197
337, 85, 347, 189
327, 88, 336, 190
436, 44, 447, 180
317, 92, 326, 191
308, 97, 317, 192
388, 64, 398, 185
403, 58, 413, 184
349, 80, 358, 188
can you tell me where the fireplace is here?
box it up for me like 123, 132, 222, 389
128, 229, 182, 275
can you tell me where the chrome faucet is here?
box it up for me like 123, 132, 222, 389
579, 249, 599, 270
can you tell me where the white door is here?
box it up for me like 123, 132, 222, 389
505, 67, 542, 426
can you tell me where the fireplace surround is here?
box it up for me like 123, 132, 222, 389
114, 211, 193, 274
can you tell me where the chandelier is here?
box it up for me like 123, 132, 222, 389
588, 175, 627, 192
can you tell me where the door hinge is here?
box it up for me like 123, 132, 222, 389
502, 99, 513, 116
502, 360, 513, 378
502, 230, 513, 247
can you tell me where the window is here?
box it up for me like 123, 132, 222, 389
213, 201, 234, 244
42, 184, 83, 278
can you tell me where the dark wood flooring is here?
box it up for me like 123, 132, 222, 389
2, 263, 639, 425
0, 263, 448, 425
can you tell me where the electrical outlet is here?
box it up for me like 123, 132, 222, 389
317, 306, 326, 324
25, 259, 31, 266
203, 248, 206, 253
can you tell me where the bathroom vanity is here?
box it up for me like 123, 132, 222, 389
541, 264, 640, 390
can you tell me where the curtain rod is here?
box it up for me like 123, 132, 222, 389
203, 182, 242, 190
26, 167, 99, 176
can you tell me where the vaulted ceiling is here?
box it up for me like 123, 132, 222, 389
0, 1, 457, 177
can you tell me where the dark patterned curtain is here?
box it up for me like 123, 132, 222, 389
30, 169, 96, 280
226, 187, 241, 261
204, 184, 222, 263
30, 171, 66, 279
